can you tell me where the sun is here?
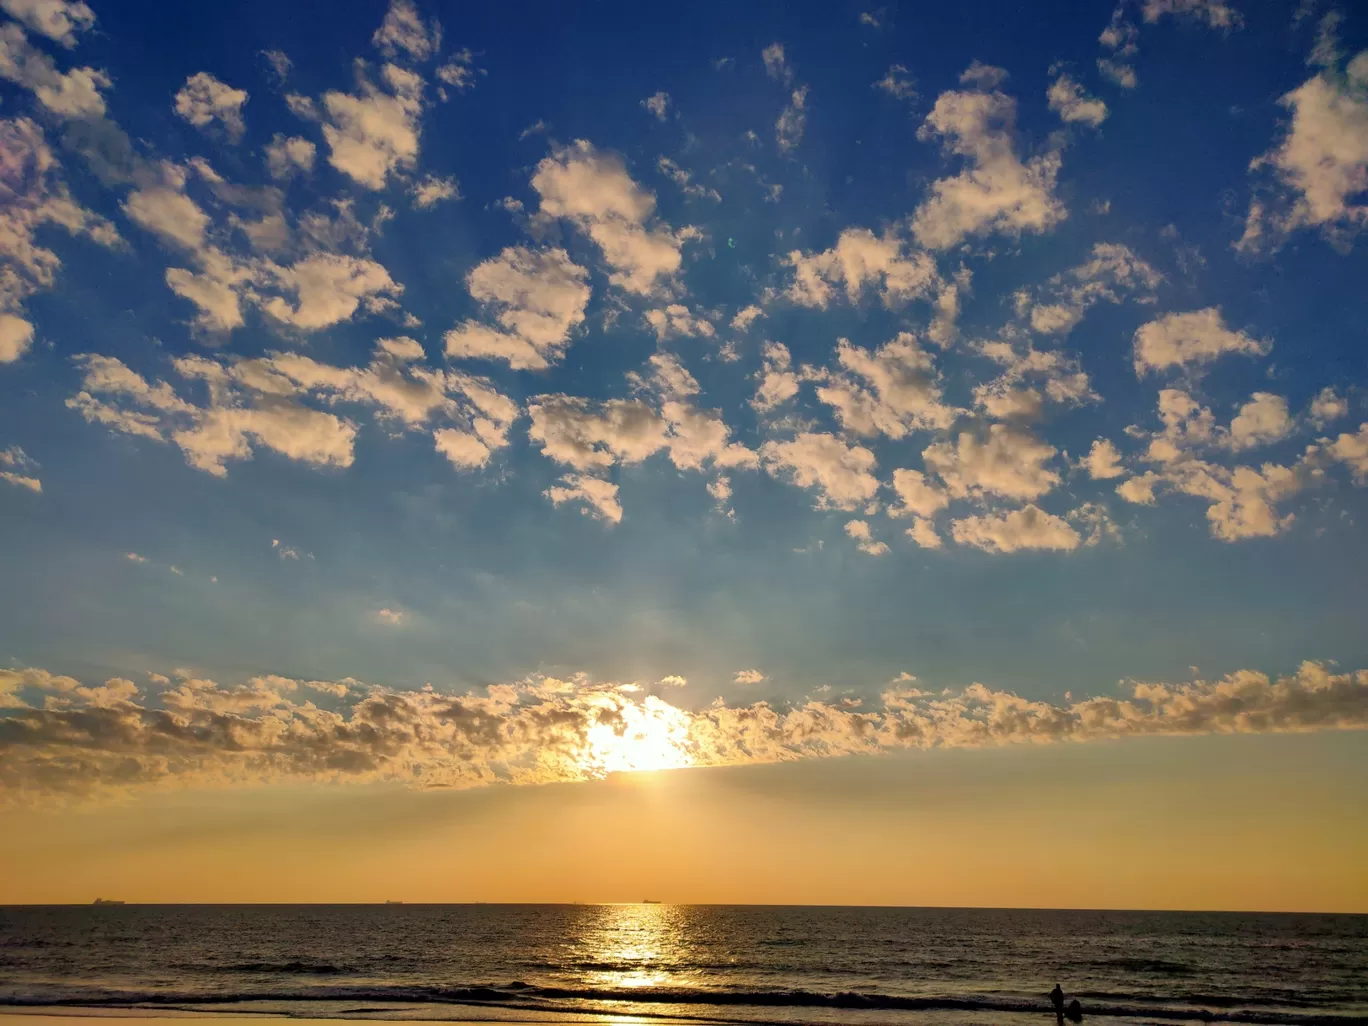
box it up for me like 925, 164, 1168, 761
581, 696, 695, 776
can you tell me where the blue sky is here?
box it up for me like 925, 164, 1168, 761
2, 0, 1368, 805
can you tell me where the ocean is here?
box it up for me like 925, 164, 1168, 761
0, 905, 1365, 1026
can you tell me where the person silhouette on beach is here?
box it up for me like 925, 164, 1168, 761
1050, 983, 1065, 1021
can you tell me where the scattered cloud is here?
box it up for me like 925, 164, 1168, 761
950, 504, 1082, 553
410, 173, 460, 208
1133, 308, 1269, 375
1048, 73, 1108, 127
845, 519, 890, 555
642, 91, 670, 120
733, 669, 766, 685
174, 72, 249, 141
1, 0, 95, 48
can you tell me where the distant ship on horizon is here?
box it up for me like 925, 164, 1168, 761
641, 899, 661, 904
92, 898, 125, 905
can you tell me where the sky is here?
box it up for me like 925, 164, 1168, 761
1, 0, 1368, 909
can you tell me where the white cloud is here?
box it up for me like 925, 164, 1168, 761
812, 334, 958, 439
1309, 387, 1348, 427
261, 253, 403, 332
0, 314, 34, 363
761, 42, 791, 83
1, 117, 121, 332
751, 341, 801, 412
265, 134, 316, 179
174, 72, 248, 141
1325, 422, 1368, 481
410, 173, 460, 208
0, 22, 109, 118
642, 91, 670, 120
1047, 73, 1108, 127
731, 305, 763, 331
845, 519, 890, 556
319, 65, 424, 189
657, 157, 720, 202
1167, 459, 1306, 541
544, 474, 623, 524
1082, 438, 1126, 479
786, 229, 940, 309
776, 86, 808, 152
761, 432, 880, 510
1021, 242, 1163, 338
645, 304, 715, 340
372, 0, 439, 61
262, 49, 292, 83
1225, 392, 1292, 451
874, 64, 916, 101
0, 0, 95, 47
436, 49, 479, 92
122, 182, 211, 252
1142, 0, 1241, 29
1132, 308, 1269, 375
960, 60, 1009, 90
1116, 470, 1162, 505
905, 516, 943, 549
1238, 50, 1368, 251
923, 424, 1061, 501
531, 140, 693, 295
373, 607, 409, 626
912, 75, 1065, 249
734, 668, 766, 685
0, 443, 40, 492
444, 246, 591, 370
888, 468, 950, 519
950, 504, 1082, 553
529, 397, 667, 472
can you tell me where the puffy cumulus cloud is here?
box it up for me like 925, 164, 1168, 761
751, 341, 801, 413
0, 22, 109, 118
888, 468, 950, 520
1225, 392, 1293, 451
261, 252, 403, 331
923, 424, 1061, 502
1, 0, 95, 47
1047, 73, 1108, 128
974, 340, 1095, 417
0, 443, 40, 492
435, 50, 479, 93
66, 341, 514, 478
732, 305, 763, 332
1165, 459, 1308, 541
318, 63, 425, 189
645, 303, 715, 340
1238, 50, 1368, 252
811, 334, 959, 439
444, 246, 591, 370
544, 474, 623, 524
265, 134, 316, 179
372, 0, 439, 61
0, 312, 35, 363
531, 140, 696, 295
1309, 387, 1348, 427
949, 504, 1082, 553
0, 117, 120, 349
9, 658, 1365, 802
905, 516, 943, 549
1082, 438, 1126, 479
1133, 308, 1269, 375
761, 432, 880, 511
1324, 422, 1368, 481
174, 72, 249, 141
641, 91, 670, 121
410, 173, 459, 208
912, 75, 1065, 250
1098, 0, 1238, 91
529, 354, 753, 520
785, 229, 940, 310
1116, 469, 1162, 505
845, 519, 890, 556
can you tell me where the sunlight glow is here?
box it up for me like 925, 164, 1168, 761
581, 697, 695, 776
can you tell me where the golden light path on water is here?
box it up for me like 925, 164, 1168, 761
578, 902, 686, 991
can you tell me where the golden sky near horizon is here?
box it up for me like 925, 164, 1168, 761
5, 730, 1366, 913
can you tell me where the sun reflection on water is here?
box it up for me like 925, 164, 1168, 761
577, 902, 689, 991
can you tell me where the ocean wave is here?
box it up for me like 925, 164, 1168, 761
1, 982, 1364, 1025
